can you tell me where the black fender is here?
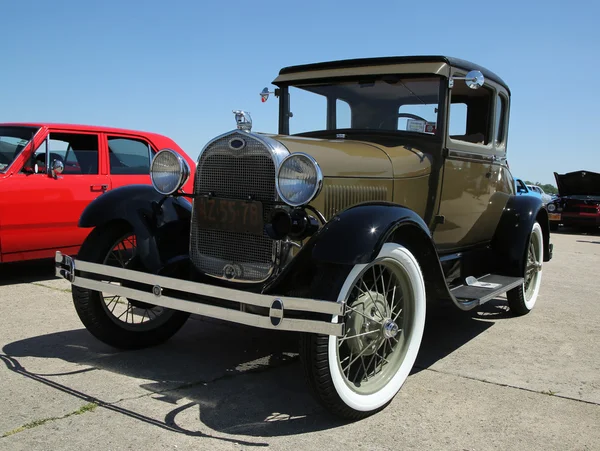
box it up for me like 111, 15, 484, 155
491, 195, 552, 277
79, 185, 192, 272
266, 202, 453, 305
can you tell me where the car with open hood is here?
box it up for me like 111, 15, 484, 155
54, 56, 553, 420
547, 170, 600, 231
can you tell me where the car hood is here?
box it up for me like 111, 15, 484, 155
554, 170, 600, 196
265, 135, 431, 179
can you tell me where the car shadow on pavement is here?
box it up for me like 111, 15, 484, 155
0, 259, 57, 286
1, 299, 512, 439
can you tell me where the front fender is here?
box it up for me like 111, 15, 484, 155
309, 202, 432, 265
267, 202, 453, 305
491, 195, 551, 277
79, 185, 192, 272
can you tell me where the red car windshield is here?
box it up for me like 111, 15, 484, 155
0, 126, 40, 172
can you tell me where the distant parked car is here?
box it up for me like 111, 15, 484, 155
0, 123, 195, 263
527, 184, 552, 205
547, 170, 600, 231
515, 178, 541, 199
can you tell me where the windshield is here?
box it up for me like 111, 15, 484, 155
0, 126, 39, 172
284, 76, 441, 136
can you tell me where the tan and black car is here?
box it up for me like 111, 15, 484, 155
56, 55, 553, 419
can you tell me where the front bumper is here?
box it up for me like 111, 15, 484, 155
55, 252, 344, 336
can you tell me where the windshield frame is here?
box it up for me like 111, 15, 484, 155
0, 125, 41, 173
275, 74, 447, 141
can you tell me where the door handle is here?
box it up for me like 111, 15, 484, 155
91, 184, 109, 192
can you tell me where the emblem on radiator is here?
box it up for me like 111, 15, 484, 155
223, 264, 242, 280
228, 137, 246, 150
269, 299, 284, 327
152, 285, 162, 297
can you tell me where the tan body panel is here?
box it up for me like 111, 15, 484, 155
271, 135, 393, 178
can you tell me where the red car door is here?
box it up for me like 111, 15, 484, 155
0, 129, 109, 262
104, 133, 154, 190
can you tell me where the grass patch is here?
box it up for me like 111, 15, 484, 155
1, 403, 98, 438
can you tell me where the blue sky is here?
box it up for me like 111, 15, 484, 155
2, 0, 598, 185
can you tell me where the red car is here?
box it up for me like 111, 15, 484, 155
0, 123, 195, 263
547, 170, 600, 231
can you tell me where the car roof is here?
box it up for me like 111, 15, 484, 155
0, 122, 171, 141
278, 55, 510, 94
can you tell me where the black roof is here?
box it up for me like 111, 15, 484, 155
278, 55, 510, 94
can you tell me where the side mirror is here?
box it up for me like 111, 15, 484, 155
449, 70, 485, 90
51, 159, 64, 178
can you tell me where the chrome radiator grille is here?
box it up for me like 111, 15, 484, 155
190, 132, 278, 282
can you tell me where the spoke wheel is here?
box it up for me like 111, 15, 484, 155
507, 221, 544, 315
300, 243, 426, 420
100, 233, 171, 332
336, 259, 413, 395
72, 222, 190, 349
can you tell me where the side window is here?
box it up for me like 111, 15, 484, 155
28, 133, 99, 174
288, 86, 327, 134
494, 94, 507, 146
449, 79, 493, 145
336, 99, 351, 129
107, 137, 153, 175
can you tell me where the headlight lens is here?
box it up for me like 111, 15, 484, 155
547, 203, 556, 212
150, 149, 190, 195
276, 153, 323, 207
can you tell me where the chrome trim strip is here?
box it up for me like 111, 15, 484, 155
74, 258, 342, 315
73, 276, 342, 336
446, 149, 494, 163
56, 251, 344, 337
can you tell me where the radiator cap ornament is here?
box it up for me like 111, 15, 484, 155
233, 110, 252, 132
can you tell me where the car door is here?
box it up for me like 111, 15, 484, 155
104, 134, 154, 190
0, 129, 109, 261
433, 75, 508, 251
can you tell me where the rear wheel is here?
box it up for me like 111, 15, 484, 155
507, 222, 543, 316
300, 243, 426, 420
72, 223, 189, 349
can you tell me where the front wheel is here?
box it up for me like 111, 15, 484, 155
72, 223, 190, 349
507, 221, 544, 316
300, 243, 426, 420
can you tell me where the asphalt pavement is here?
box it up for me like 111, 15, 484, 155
0, 229, 598, 450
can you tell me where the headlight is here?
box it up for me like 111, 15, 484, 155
276, 153, 323, 207
150, 149, 190, 195
547, 203, 556, 212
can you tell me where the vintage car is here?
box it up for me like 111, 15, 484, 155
55, 56, 553, 420
547, 170, 600, 231
0, 123, 195, 262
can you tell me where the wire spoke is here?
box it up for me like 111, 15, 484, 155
343, 343, 376, 375
344, 304, 383, 325
338, 329, 379, 342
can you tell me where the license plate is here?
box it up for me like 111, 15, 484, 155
195, 197, 264, 235
548, 213, 561, 221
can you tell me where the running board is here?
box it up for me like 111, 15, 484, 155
451, 274, 523, 307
